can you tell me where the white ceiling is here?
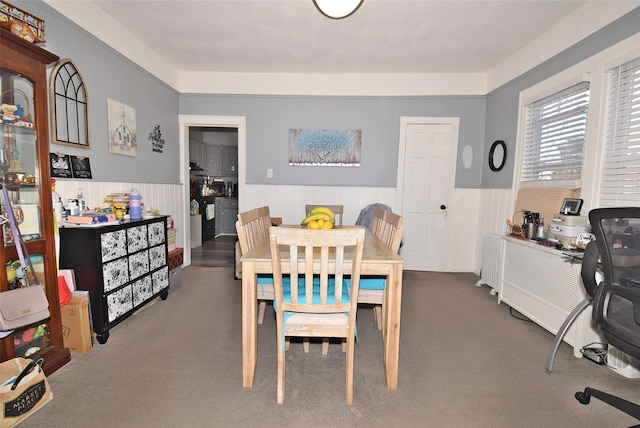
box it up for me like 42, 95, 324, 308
90, 0, 587, 74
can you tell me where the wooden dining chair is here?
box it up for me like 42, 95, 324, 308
358, 208, 404, 330
269, 226, 365, 405
305, 204, 344, 226
236, 206, 273, 324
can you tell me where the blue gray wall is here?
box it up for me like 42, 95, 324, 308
24, 2, 640, 189
482, 6, 640, 189
23, 1, 180, 184
180, 95, 485, 188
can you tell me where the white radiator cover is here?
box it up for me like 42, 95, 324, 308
500, 237, 603, 358
478, 234, 504, 296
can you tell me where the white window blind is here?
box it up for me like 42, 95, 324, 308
599, 56, 640, 207
521, 81, 590, 188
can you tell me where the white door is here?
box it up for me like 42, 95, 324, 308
398, 119, 457, 271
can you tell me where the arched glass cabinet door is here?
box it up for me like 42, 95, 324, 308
0, 70, 49, 358
0, 72, 41, 241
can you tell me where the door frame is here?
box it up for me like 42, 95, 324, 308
396, 116, 460, 270
179, 115, 247, 266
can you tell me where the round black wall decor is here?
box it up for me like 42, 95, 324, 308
488, 140, 507, 172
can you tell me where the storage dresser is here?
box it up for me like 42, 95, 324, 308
59, 216, 170, 344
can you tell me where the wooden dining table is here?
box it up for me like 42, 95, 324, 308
241, 225, 404, 389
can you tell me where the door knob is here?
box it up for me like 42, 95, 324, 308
440, 205, 447, 210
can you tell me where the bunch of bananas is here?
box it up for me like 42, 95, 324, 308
301, 206, 335, 230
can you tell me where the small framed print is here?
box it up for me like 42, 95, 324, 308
107, 98, 137, 157
50, 153, 72, 178
560, 198, 583, 216
71, 155, 92, 179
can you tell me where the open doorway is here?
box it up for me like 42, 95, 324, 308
189, 126, 238, 267
179, 115, 247, 267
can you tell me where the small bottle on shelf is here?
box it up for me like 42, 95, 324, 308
129, 188, 141, 220
77, 188, 86, 215
536, 218, 545, 239
51, 179, 63, 224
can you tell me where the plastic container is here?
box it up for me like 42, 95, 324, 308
190, 199, 199, 216
536, 218, 545, 239
129, 188, 142, 220
67, 199, 79, 216
77, 188, 86, 215
51, 179, 63, 224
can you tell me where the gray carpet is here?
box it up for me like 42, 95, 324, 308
22, 268, 639, 427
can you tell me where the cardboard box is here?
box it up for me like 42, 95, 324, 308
61, 296, 92, 354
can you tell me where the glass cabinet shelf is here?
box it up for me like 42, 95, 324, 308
1, 122, 41, 244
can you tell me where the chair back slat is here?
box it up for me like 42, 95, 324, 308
236, 206, 271, 254
372, 208, 404, 253
270, 227, 365, 314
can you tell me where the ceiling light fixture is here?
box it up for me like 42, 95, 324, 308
313, 0, 364, 19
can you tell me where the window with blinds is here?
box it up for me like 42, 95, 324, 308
599, 56, 640, 207
521, 81, 590, 188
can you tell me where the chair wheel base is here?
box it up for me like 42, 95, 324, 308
575, 391, 591, 405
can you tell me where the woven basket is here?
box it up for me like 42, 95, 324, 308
1, 88, 32, 122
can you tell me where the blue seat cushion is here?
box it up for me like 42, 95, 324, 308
282, 277, 350, 304
277, 277, 358, 346
344, 276, 386, 290
256, 274, 273, 285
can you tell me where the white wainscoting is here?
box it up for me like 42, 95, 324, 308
241, 184, 481, 273
54, 180, 498, 273
54, 180, 186, 249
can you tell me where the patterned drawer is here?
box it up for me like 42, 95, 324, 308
152, 266, 169, 294
107, 286, 133, 323
101, 229, 127, 262
148, 221, 166, 246
132, 275, 153, 307
127, 224, 148, 253
149, 244, 166, 270
128, 250, 150, 281
102, 258, 130, 292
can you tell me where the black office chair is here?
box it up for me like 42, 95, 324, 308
575, 207, 640, 421
545, 239, 600, 373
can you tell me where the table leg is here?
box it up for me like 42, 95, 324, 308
384, 264, 402, 389
242, 262, 258, 388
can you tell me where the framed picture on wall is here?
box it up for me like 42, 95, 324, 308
288, 129, 361, 166
107, 98, 137, 157
50, 153, 72, 178
70, 155, 92, 179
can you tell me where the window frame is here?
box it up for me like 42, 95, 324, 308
49, 58, 90, 149
520, 80, 590, 189
598, 55, 640, 208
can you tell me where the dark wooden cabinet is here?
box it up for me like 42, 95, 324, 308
58, 217, 170, 344
0, 28, 70, 374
